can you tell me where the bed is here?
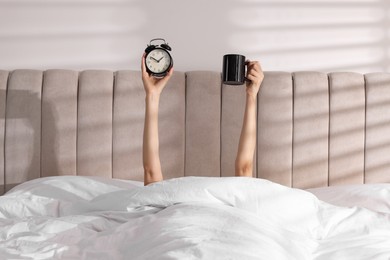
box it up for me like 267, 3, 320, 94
0, 69, 389, 259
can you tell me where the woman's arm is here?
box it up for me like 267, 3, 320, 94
235, 61, 264, 177
141, 54, 173, 185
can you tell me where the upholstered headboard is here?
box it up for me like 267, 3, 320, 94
0, 69, 389, 194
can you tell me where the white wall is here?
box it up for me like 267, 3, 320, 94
0, 0, 388, 73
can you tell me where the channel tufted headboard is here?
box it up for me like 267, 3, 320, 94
0, 69, 390, 194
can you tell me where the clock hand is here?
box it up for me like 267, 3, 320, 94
157, 57, 164, 62
151, 57, 159, 62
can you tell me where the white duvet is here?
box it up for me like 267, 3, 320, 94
0, 176, 389, 260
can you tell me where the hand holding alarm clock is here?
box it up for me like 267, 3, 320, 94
141, 38, 173, 96
144, 38, 173, 77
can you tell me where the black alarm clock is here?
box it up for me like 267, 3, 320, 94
144, 38, 173, 77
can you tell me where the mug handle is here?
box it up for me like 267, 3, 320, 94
244, 60, 250, 83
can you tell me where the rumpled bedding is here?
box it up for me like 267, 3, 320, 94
0, 176, 389, 260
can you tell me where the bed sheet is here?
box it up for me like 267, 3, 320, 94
307, 183, 390, 214
0, 176, 389, 260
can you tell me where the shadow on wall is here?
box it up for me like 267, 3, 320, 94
0, 0, 241, 71
0, 0, 389, 72
228, 0, 390, 72
0, 0, 147, 69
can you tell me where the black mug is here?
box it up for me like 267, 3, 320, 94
222, 54, 246, 85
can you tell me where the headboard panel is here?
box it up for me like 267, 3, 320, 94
292, 72, 329, 188
113, 71, 143, 180
185, 71, 220, 178
364, 73, 390, 183
78, 70, 114, 178
257, 72, 293, 186
1, 69, 390, 194
6, 70, 42, 192
328, 72, 365, 186
41, 70, 78, 178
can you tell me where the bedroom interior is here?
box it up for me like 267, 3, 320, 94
0, 0, 390, 259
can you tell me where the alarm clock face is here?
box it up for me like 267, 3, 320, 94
145, 48, 172, 75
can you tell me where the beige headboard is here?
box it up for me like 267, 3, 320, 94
0, 69, 389, 194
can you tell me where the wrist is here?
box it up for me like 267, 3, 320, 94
246, 93, 257, 102
145, 92, 161, 102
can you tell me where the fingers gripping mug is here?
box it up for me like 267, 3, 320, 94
222, 54, 246, 85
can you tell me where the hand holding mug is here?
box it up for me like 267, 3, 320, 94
245, 60, 264, 98
222, 54, 264, 98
